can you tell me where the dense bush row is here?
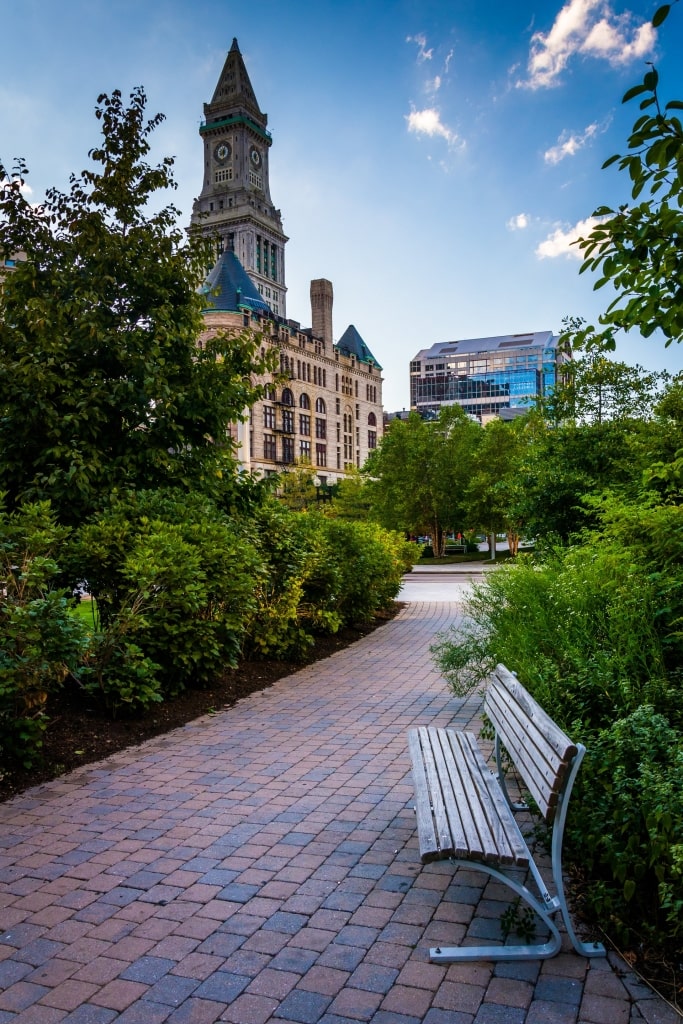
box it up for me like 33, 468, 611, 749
432, 502, 683, 953
0, 491, 415, 769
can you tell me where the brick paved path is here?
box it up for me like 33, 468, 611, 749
0, 601, 678, 1023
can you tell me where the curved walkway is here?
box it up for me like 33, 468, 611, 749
0, 601, 678, 1023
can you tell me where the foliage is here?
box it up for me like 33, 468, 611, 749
572, 7, 683, 349
364, 406, 481, 555
0, 88, 273, 525
329, 468, 373, 520
465, 415, 530, 556
0, 499, 88, 767
573, 707, 683, 947
72, 490, 264, 708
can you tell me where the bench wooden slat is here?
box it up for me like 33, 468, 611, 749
430, 728, 485, 858
448, 731, 530, 866
407, 728, 441, 859
411, 724, 454, 860
487, 666, 577, 822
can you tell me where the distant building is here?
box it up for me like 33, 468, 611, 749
192, 40, 383, 479
409, 331, 570, 423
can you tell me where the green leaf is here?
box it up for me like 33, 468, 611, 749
652, 4, 670, 27
622, 83, 648, 104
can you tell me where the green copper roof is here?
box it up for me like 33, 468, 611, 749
336, 325, 382, 369
201, 249, 271, 315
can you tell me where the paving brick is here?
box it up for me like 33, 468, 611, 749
274, 987, 332, 1023
580, 992, 632, 1024
327, 985, 383, 1020
219, 992, 279, 1024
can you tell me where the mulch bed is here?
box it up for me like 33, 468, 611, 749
0, 606, 400, 804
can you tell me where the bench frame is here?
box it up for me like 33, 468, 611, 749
408, 664, 606, 962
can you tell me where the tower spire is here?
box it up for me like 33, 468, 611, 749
208, 38, 265, 124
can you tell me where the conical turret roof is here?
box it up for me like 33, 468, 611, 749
201, 249, 272, 315
336, 325, 383, 369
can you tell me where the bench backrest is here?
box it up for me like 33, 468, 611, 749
485, 664, 578, 825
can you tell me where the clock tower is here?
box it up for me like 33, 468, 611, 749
191, 39, 288, 317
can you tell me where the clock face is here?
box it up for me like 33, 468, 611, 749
250, 146, 262, 168
214, 142, 231, 162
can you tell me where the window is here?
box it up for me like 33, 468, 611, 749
281, 388, 294, 406
315, 397, 326, 414
215, 168, 233, 183
263, 406, 275, 429
299, 414, 311, 436
282, 409, 294, 433
300, 440, 311, 460
368, 412, 377, 426
282, 437, 294, 464
315, 418, 326, 439
316, 443, 327, 467
264, 384, 276, 401
368, 430, 377, 449
263, 434, 276, 461
299, 393, 311, 409
335, 397, 340, 415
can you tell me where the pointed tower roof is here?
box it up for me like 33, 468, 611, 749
207, 38, 266, 124
336, 325, 383, 370
200, 249, 272, 315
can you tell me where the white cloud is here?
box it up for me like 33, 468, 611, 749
405, 107, 460, 147
535, 215, 605, 258
543, 119, 606, 163
427, 75, 442, 94
444, 49, 454, 73
406, 33, 433, 62
522, 0, 656, 89
507, 213, 530, 230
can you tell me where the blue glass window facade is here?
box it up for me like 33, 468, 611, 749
409, 333, 567, 421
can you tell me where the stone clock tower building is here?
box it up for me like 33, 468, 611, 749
191, 39, 288, 317
194, 40, 384, 479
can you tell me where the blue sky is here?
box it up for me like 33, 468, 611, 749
2, 0, 682, 411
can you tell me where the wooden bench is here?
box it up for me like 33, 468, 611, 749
408, 663, 606, 962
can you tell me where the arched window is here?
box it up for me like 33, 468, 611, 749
281, 388, 294, 406
315, 397, 326, 414
299, 393, 311, 410
368, 412, 377, 426
264, 384, 276, 401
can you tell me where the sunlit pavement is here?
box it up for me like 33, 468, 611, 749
0, 600, 677, 1023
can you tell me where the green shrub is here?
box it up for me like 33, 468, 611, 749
72, 490, 264, 706
573, 707, 683, 947
0, 499, 88, 767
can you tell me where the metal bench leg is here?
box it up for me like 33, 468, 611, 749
430, 860, 564, 962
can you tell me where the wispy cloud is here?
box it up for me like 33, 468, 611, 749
535, 215, 605, 258
405, 107, 460, 147
426, 75, 442, 94
406, 33, 433, 63
521, 0, 656, 89
544, 119, 608, 163
507, 213, 531, 231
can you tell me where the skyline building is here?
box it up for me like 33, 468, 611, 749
409, 332, 570, 423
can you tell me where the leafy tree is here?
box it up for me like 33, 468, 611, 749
0, 88, 272, 525
364, 407, 481, 555
572, 4, 683, 349
465, 415, 530, 557
329, 468, 373, 520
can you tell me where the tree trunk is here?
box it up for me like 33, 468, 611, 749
507, 531, 519, 557
489, 532, 496, 561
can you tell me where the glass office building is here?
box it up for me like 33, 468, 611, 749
409, 331, 570, 422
